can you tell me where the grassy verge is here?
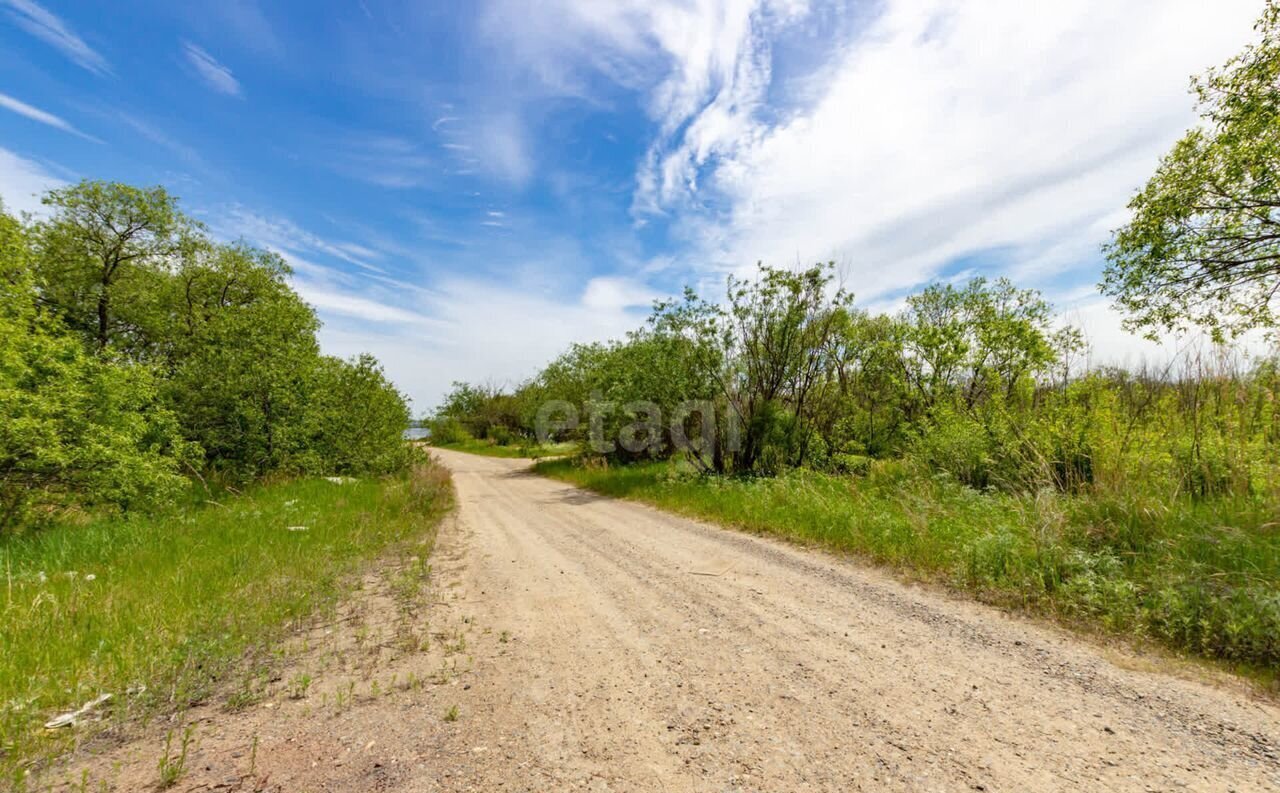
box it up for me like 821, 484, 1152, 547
0, 460, 452, 785
432, 438, 576, 459
534, 457, 1280, 686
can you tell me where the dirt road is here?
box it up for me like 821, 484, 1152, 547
59, 449, 1280, 791
420, 449, 1280, 791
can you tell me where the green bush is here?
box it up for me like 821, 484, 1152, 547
427, 416, 471, 445
0, 181, 419, 535
298, 354, 413, 475
909, 406, 995, 489
1147, 580, 1280, 666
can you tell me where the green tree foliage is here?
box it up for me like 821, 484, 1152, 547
441, 257, 1280, 507
525, 330, 719, 463
822, 311, 909, 460
27, 181, 414, 481
160, 243, 322, 475
0, 206, 190, 532
34, 181, 201, 355
0, 178, 415, 532
899, 278, 1064, 412
1103, 1, 1280, 340
649, 263, 851, 473
301, 354, 413, 475
434, 381, 524, 442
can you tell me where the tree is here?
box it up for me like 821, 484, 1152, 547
163, 244, 321, 475
34, 181, 201, 354
899, 278, 1059, 413
0, 205, 189, 531
651, 263, 851, 473
825, 310, 911, 458
434, 381, 523, 440
301, 354, 412, 475
1103, 2, 1280, 340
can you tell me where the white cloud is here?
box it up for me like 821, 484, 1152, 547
690, 0, 1262, 300
205, 0, 280, 57
326, 134, 436, 189
320, 273, 653, 412
474, 114, 533, 186
292, 281, 445, 328
218, 205, 383, 272
581, 275, 658, 311
1059, 295, 1274, 375
2, 0, 111, 75
0, 146, 66, 216
482, 0, 808, 208
486, 0, 1263, 312
0, 92, 101, 142
113, 113, 206, 167
182, 42, 243, 97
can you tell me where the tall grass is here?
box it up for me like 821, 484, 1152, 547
535, 457, 1280, 682
0, 461, 451, 784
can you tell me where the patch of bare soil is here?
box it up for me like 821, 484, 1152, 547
50, 449, 1280, 791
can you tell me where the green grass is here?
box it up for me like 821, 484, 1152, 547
0, 461, 451, 785
432, 438, 577, 459
534, 457, 1280, 683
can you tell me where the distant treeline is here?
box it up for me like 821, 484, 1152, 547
434, 264, 1280, 500
1, 181, 412, 533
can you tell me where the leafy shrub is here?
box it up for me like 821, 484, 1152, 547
490, 425, 515, 447
1146, 580, 1280, 666
426, 416, 470, 445
1058, 549, 1141, 630
830, 452, 872, 476
909, 406, 994, 489
298, 354, 413, 475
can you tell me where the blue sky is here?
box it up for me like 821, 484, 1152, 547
0, 0, 1266, 412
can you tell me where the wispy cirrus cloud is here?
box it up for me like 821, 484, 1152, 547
324, 134, 436, 189
292, 281, 444, 328
483, 0, 1262, 308
112, 112, 206, 168
690, 0, 1263, 300
479, 0, 811, 212
0, 92, 101, 142
450, 114, 532, 186
2, 0, 111, 75
182, 42, 242, 97
216, 204, 385, 272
